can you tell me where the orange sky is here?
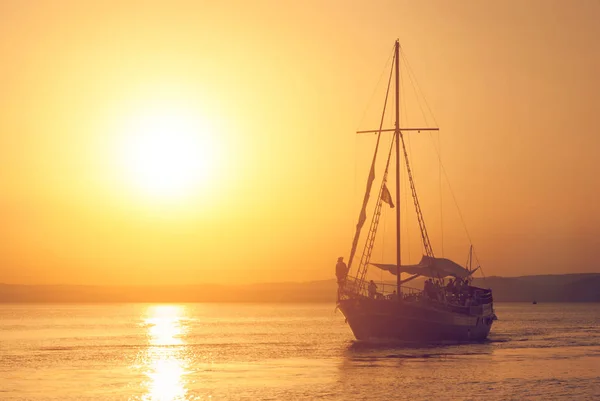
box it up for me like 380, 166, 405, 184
1, 0, 599, 285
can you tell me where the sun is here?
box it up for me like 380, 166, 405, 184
118, 109, 220, 201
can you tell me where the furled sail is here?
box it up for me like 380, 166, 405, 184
347, 146, 379, 270
347, 50, 396, 273
371, 255, 474, 278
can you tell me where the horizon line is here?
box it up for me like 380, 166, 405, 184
2, 272, 600, 287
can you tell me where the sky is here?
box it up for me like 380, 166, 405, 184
1, 0, 599, 285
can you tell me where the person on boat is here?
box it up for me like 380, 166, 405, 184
452, 278, 465, 303
443, 279, 454, 302
335, 257, 349, 284
454, 278, 464, 294
424, 278, 437, 300
368, 280, 377, 299
446, 278, 455, 293
424, 279, 431, 298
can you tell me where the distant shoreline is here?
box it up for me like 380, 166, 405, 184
2, 273, 599, 303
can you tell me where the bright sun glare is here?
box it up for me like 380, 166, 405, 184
144, 305, 188, 401
119, 108, 220, 201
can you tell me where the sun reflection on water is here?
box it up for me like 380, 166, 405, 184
142, 305, 190, 401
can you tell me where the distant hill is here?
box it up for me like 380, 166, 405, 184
472, 273, 600, 302
0, 281, 337, 303
1, 274, 599, 303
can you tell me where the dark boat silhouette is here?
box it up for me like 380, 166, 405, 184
337, 40, 497, 342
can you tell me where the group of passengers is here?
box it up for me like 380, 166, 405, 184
335, 257, 480, 306
424, 277, 477, 306
364, 276, 476, 305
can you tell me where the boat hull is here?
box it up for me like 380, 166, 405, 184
338, 298, 494, 342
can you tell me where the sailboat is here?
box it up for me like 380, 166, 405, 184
337, 40, 497, 342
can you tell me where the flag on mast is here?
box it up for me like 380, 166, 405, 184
382, 183, 395, 208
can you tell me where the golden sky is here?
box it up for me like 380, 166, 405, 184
1, 0, 599, 285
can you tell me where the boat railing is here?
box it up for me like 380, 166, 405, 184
469, 286, 493, 305
340, 276, 361, 296
340, 276, 422, 301
341, 277, 493, 310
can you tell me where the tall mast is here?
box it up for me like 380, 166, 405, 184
395, 40, 401, 296
469, 245, 473, 272
352, 40, 439, 298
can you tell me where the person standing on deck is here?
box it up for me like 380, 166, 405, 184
368, 280, 377, 299
336, 257, 349, 299
335, 257, 348, 284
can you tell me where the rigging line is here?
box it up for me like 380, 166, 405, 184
429, 138, 485, 276
377, 125, 397, 259
399, 49, 438, 127
401, 140, 411, 262
381, 204, 386, 261
380, 133, 391, 266
400, 63, 413, 261
352, 47, 394, 236
401, 50, 447, 259
353, 131, 357, 234
403, 61, 436, 257
439, 130, 444, 257
349, 46, 396, 272
405, 140, 422, 257
396, 53, 434, 259
352, 49, 397, 287
424, 122, 486, 277
400, 51, 432, 129
400, 54, 439, 256
355, 44, 396, 131
400, 132, 434, 258
399, 53, 436, 193
381, 206, 386, 283
355, 133, 396, 288
399, 50, 443, 173
401, 49, 486, 277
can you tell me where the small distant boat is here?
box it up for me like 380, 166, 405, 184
533, 300, 538, 304
336, 40, 497, 342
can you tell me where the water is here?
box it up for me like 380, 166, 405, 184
1, 303, 599, 400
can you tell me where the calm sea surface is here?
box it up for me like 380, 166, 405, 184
0, 303, 599, 400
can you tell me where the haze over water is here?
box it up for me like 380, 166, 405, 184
1, 303, 599, 400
